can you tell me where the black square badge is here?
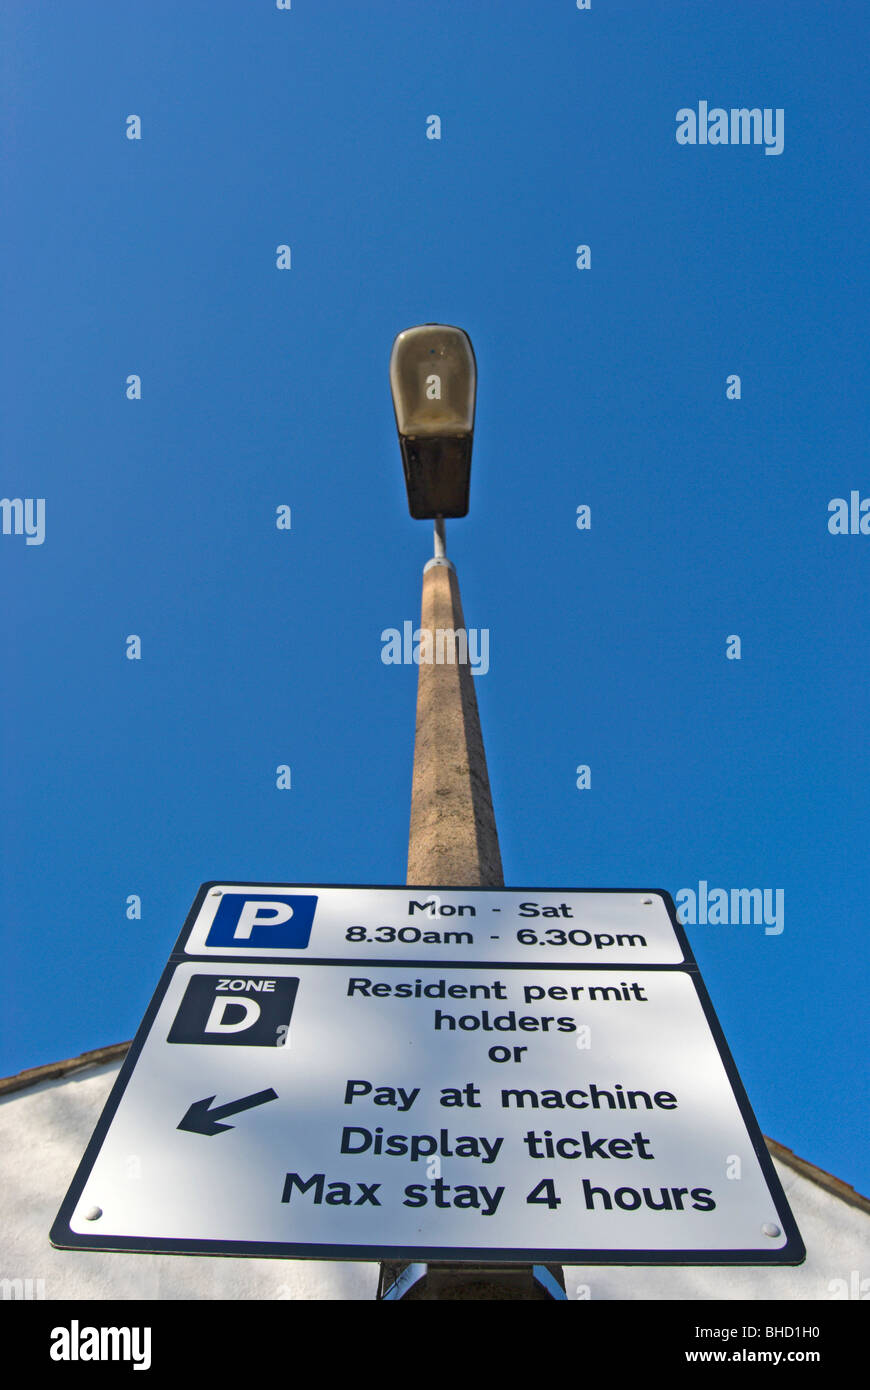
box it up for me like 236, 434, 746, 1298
167, 973, 299, 1047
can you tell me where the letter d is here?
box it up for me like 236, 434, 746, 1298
340, 1127, 372, 1155
204, 997, 261, 1033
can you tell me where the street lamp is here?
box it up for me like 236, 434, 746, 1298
388, 319, 498, 883
382, 326, 566, 1301
389, 323, 476, 523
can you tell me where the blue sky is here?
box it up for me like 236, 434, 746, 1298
2, 0, 868, 1197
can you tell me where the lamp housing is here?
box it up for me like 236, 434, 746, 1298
390, 323, 476, 519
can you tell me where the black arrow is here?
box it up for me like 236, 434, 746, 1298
177, 1088, 279, 1136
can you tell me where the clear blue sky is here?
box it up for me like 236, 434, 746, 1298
2, 1, 868, 1197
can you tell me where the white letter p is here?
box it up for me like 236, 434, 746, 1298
233, 900, 294, 940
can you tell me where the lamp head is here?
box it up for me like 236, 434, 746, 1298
389, 323, 476, 519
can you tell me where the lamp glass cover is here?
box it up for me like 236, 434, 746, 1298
390, 324, 476, 437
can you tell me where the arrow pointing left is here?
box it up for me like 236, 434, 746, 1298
177, 1088, 279, 1136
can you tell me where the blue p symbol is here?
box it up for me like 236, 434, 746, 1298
205, 893, 317, 950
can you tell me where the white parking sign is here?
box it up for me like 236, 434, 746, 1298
51, 884, 804, 1265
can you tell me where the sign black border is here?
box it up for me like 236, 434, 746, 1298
50, 883, 804, 1266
